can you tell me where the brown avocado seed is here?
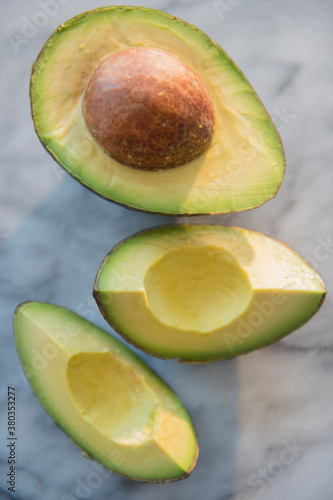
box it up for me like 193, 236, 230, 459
82, 47, 215, 171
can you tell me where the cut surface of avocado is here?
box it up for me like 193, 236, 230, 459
94, 225, 326, 361
14, 302, 198, 481
30, 6, 284, 215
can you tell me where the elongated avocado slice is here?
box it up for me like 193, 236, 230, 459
94, 225, 326, 362
14, 302, 198, 482
30, 6, 284, 215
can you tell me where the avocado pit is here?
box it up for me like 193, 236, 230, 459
82, 47, 215, 171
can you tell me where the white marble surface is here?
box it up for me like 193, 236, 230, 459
1, 0, 333, 499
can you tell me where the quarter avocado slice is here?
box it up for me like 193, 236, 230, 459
94, 225, 326, 362
14, 302, 198, 482
30, 6, 284, 215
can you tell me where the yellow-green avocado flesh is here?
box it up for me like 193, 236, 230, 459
30, 6, 285, 215
94, 225, 326, 362
14, 302, 198, 482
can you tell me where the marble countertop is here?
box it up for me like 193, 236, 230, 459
1, 0, 332, 499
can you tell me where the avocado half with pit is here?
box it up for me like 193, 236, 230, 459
30, 6, 285, 215
94, 225, 326, 362
14, 302, 198, 482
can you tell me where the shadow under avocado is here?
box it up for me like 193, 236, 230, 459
1, 175, 240, 500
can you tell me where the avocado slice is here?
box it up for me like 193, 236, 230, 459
30, 6, 284, 215
94, 225, 326, 362
14, 302, 198, 482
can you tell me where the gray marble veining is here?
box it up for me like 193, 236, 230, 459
1, 0, 332, 499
